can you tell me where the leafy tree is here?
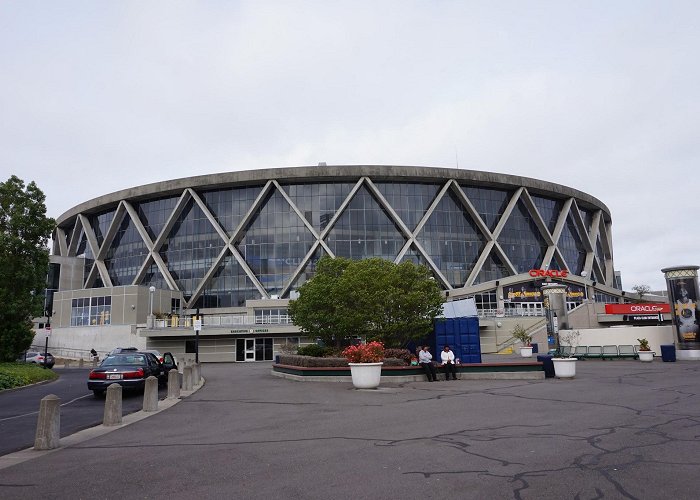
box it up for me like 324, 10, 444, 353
289, 256, 444, 348
0, 176, 55, 361
631, 284, 652, 302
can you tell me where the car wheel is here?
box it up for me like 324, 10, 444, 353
93, 390, 105, 398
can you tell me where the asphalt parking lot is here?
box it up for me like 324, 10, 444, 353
1, 359, 699, 499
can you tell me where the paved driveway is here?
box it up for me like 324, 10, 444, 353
1, 360, 699, 499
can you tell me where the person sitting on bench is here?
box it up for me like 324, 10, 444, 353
419, 345, 437, 382
441, 345, 457, 380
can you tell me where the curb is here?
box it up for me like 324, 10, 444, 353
0, 378, 205, 471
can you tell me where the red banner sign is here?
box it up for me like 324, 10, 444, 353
605, 303, 670, 314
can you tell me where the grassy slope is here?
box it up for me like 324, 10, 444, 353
0, 362, 58, 390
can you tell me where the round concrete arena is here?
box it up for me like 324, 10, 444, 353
43, 165, 621, 361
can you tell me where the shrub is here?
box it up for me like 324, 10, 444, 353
342, 341, 384, 363
382, 357, 406, 367
297, 344, 333, 357
383, 348, 413, 364
277, 355, 348, 367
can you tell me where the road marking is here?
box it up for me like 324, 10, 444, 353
0, 393, 92, 422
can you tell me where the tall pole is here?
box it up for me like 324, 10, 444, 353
195, 307, 200, 364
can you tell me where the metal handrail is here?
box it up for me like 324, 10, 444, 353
152, 314, 294, 329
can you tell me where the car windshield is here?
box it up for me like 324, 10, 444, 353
101, 354, 146, 366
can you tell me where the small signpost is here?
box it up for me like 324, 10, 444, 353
193, 317, 202, 363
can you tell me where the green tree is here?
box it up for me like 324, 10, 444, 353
0, 176, 55, 361
289, 256, 444, 348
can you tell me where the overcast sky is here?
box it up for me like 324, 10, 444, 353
2, 1, 698, 290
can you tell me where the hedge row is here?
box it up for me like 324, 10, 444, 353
278, 355, 408, 368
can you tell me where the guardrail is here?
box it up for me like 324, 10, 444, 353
153, 314, 293, 329
478, 308, 546, 318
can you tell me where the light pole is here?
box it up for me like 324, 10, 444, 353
148, 286, 156, 329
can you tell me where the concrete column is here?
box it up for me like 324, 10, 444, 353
103, 384, 123, 426
167, 369, 180, 399
78, 358, 84, 368
142, 376, 158, 412
34, 394, 61, 450
183, 366, 193, 391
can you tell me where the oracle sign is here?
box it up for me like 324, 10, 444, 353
529, 269, 569, 278
605, 303, 671, 314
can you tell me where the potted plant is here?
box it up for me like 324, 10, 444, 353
512, 324, 533, 358
342, 341, 385, 389
552, 330, 580, 379
637, 338, 654, 362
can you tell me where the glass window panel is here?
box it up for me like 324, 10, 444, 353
325, 185, 406, 262
497, 199, 548, 274
160, 198, 224, 298
374, 182, 441, 231
461, 186, 511, 232
415, 191, 485, 288
557, 213, 587, 275
234, 189, 316, 296
530, 194, 563, 234
280, 182, 355, 232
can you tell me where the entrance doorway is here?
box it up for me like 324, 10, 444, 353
235, 338, 274, 362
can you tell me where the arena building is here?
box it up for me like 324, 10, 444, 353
41, 165, 625, 362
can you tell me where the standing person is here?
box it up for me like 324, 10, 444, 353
441, 345, 457, 380
419, 345, 437, 382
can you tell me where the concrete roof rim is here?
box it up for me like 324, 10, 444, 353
55, 165, 611, 226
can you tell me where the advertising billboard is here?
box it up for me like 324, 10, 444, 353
668, 278, 700, 348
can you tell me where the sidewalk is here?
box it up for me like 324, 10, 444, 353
1, 360, 699, 499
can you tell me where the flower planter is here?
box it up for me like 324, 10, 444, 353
519, 346, 533, 358
348, 362, 383, 389
552, 357, 577, 378
638, 351, 654, 362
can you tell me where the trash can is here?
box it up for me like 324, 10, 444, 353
537, 355, 555, 378
531, 343, 539, 354
660, 345, 676, 362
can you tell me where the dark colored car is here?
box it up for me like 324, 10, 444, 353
87, 351, 177, 397
19, 351, 55, 369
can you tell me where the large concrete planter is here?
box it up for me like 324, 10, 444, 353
519, 346, 533, 358
348, 362, 383, 389
552, 358, 577, 379
638, 351, 654, 362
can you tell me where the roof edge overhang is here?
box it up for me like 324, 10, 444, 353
56, 165, 611, 226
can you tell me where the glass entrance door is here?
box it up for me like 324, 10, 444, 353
236, 338, 257, 361
235, 338, 274, 362
245, 339, 255, 361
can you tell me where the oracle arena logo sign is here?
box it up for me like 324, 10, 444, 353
605, 303, 671, 314
529, 269, 569, 278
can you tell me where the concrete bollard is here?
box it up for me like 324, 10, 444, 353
103, 383, 123, 426
183, 366, 193, 391
167, 369, 180, 399
142, 376, 158, 412
79, 358, 84, 368
34, 394, 61, 450
192, 363, 200, 385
